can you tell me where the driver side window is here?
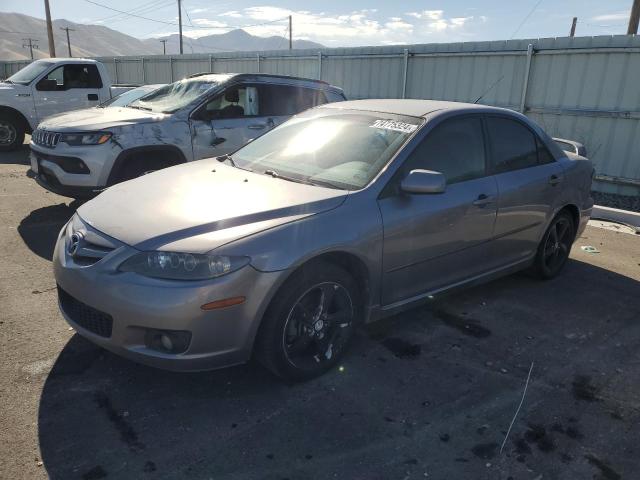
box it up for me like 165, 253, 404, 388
203, 86, 259, 119
402, 116, 486, 184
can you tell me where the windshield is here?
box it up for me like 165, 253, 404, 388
98, 85, 161, 108
233, 109, 422, 190
6, 61, 54, 85
129, 79, 218, 113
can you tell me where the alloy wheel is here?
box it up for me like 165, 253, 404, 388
543, 216, 573, 273
0, 121, 17, 145
282, 282, 354, 371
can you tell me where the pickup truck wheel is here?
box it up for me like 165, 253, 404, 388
0, 114, 25, 152
532, 211, 575, 279
255, 262, 359, 382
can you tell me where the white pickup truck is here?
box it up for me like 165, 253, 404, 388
0, 58, 135, 151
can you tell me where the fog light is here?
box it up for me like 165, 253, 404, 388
144, 329, 191, 354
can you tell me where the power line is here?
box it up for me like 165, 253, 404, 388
510, 0, 544, 39
82, 0, 288, 31
22, 38, 39, 59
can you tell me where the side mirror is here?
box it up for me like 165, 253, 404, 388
400, 169, 446, 194
36, 79, 58, 91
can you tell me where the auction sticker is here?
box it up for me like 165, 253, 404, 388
370, 119, 418, 134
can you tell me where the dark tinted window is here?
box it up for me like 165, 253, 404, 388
39, 64, 102, 90
260, 85, 327, 116
486, 116, 538, 173
537, 137, 555, 164
402, 116, 486, 184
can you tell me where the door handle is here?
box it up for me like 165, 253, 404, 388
87, 94, 98, 101
549, 174, 562, 186
472, 194, 495, 207
248, 124, 266, 130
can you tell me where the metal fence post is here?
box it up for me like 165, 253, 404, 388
401, 49, 409, 99
317, 52, 323, 80
519, 44, 534, 113
256, 54, 261, 73
141, 58, 146, 84
113, 58, 118, 84
209, 54, 213, 73
169, 57, 174, 82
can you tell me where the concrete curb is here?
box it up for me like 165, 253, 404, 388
592, 205, 640, 228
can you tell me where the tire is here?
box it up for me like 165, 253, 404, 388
255, 262, 361, 382
532, 210, 575, 279
0, 113, 25, 152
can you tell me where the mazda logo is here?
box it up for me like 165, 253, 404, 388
68, 232, 83, 256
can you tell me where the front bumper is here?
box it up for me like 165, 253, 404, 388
52, 222, 286, 372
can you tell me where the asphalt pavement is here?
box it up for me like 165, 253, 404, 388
1, 141, 639, 480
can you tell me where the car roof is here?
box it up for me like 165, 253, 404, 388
186, 72, 343, 92
319, 99, 512, 118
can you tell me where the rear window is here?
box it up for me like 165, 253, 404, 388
260, 85, 328, 116
486, 116, 538, 173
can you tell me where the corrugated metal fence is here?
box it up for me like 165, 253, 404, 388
2, 35, 639, 196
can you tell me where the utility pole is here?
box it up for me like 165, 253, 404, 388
288, 15, 292, 50
60, 27, 74, 56
177, 0, 183, 54
569, 17, 577, 37
22, 38, 39, 59
44, 0, 56, 57
160, 39, 167, 55
628, 0, 640, 34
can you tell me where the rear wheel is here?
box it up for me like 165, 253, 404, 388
255, 262, 360, 381
0, 114, 25, 152
532, 211, 575, 279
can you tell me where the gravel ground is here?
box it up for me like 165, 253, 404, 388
1, 141, 640, 480
592, 191, 640, 214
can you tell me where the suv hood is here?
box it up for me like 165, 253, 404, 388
39, 106, 169, 131
77, 159, 348, 253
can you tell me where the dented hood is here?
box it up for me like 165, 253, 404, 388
77, 158, 348, 253
38, 106, 169, 131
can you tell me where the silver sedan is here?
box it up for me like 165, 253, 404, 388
53, 99, 594, 381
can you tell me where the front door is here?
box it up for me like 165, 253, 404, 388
378, 115, 498, 306
32, 63, 104, 121
190, 84, 277, 159
484, 115, 565, 265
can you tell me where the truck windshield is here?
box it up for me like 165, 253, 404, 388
129, 79, 218, 113
233, 109, 423, 190
6, 61, 54, 85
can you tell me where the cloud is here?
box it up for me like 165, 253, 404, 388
591, 12, 628, 22
177, 6, 479, 45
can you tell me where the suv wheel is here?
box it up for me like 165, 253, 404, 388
0, 114, 25, 152
256, 262, 360, 381
532, 210, 575, 279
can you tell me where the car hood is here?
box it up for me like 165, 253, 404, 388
38, 106, 169, 131
0, 82, 30, 96
77, 159, 348, 253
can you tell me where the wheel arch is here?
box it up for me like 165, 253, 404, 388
0, 105, 32, 134
106, 144, 188, 185
558, 203, 580, 237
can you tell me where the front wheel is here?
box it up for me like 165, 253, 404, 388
532, 211, 575, 279
255, 262, 360, 381
0, 114, 25, 152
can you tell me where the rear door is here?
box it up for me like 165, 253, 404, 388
485, 115, 565, 265
377, 115, 499, 306
32, 63, 103, 120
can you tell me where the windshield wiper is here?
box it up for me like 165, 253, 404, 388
128, 104, 152, 111
2, 79, 14, 84
263, 169, 316, 186
217, 154, 253, 172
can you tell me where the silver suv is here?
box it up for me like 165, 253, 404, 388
29, 73, 345, 198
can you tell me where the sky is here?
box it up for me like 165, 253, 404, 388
1, 0, 635, 47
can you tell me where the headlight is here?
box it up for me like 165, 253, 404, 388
60, 132, 112, 146
118, 252, 250, 280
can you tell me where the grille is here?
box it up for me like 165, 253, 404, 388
33, 130, 61, 148
58, 286, 113, 338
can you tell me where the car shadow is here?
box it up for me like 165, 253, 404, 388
0, 143, 30, 165
18, 202, 83, 260
36, 258, 640, 479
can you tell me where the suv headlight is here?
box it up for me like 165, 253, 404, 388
119, 252, 250, 280
60, 132, 112, 146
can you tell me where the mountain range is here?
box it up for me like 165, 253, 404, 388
0, 12, 323, 60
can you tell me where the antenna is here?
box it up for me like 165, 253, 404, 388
474, 75, 504, 104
